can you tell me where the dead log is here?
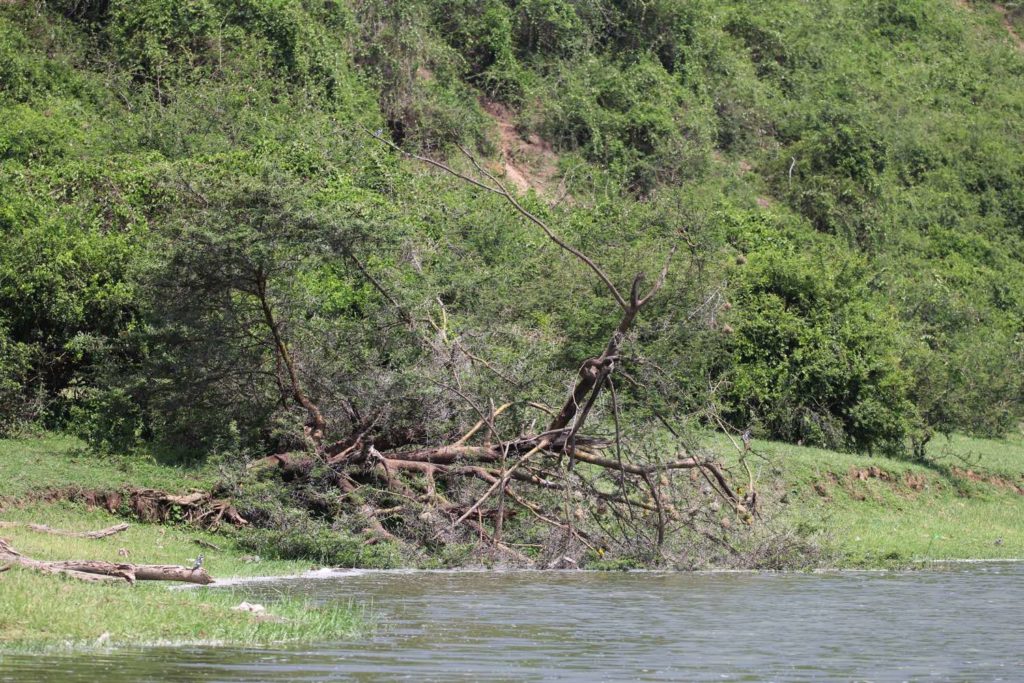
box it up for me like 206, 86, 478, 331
0, 521, 130, 538
107, 488, 248, 527
569, 451, 738, 500
5, 487, 249, 529
0, 538, 213, 585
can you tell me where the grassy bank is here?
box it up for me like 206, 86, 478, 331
1, 566, 364, 652
716, 433, 1024, 566
0, 437, 365, 651
1, 432, 1022, 648
0, 435, 216, 502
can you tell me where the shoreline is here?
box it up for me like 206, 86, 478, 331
199, 556, 1024, 585
2, 433, 1022, 650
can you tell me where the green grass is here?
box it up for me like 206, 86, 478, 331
2, 430, 1022, 651
0, 502, 367, 651
0, 438, 367, 651
0, 567, 365, 652
0, 502, 313, 578
0, 435, 216, 501
710, 433, 1024, 567
921, 432, 1024, 479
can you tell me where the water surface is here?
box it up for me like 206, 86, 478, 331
2, 562, 1021, 682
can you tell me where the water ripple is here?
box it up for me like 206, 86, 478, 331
2, 562, 1022, 682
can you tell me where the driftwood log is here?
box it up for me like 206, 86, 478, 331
0, 538, 213, 585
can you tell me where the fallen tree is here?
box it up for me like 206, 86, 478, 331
129, 138, 758, 568
0, 538, 214, 585
227, 139, 755, 566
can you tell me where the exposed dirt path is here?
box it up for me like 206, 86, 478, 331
993, 3, 1024, 50
480, 100, 564, 201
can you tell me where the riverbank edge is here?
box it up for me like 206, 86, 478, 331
2, 433, 1022, 650
0, 519, 369, 653
0, 440, 370, 651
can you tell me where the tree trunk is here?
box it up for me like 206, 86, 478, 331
548, 295, 640, 434
255, 269, 327, 450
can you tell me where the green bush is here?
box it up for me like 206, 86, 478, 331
0, 178, 139, 431
2, 0, 1024, 461
238, 525, 402, 568
105, 0, 224, 82
527, 54, 712, 191
0, 324, 39, 435
431, 0, 526, 102
513, 0, 586, 57
721, 212, 916, 454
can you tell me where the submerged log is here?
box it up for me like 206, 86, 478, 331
0, 539, 214, 585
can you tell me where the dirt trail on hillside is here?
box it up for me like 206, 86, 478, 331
480, 100, 565, 201
993, 3, 1024, 50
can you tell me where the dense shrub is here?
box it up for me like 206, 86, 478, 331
237, 525, 401, 568
527, 54, 713, 192
721, 212, 917, 453
0, 180, 139, 433
0, 325, 38, 435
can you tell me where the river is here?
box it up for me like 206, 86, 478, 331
2, 562, 1021, 682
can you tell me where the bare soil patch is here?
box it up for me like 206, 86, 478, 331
480, 100, 564, 200
951, 467, 1024, 495
0, 486, 248, 526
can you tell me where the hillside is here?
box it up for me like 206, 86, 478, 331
1, 0, 1022, 568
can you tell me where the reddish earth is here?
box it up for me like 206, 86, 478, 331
954, 0, 1024, 52
0, 486, 248, 526
951, 467, 1024, 495
480, 100, 565, 201
809, 463, 1023, 500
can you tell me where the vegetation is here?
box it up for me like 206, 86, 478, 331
0, 435, 214, 501
717, 432, 1024, 566
0, 498, 364, 651
1, 0, 1023, 572
1, 565, 364, 651
0, 439, 366, 650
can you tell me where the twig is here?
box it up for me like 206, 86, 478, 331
445, 441, 549, 533
454, 402, 514, 446
0, 522, 130, 539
